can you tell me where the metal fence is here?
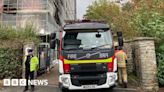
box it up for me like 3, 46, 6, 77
1, 0, 47, 10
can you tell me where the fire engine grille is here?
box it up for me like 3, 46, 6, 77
80, 64, 96, 70
79, 80, 99, 85
71, 74, 107, 86
70, 63, 108, 74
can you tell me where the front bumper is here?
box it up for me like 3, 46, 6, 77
59, 72, 117, 90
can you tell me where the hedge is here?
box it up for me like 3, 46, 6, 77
0, 48, 22, 79
0, 25, 40, 79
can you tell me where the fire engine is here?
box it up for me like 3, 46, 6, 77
50, 20, 124, 91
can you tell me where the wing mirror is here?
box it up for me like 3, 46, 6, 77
117, 32, 123, 46
50, 33, 56, 49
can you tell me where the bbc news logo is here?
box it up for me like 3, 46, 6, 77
3, 79, 48, 86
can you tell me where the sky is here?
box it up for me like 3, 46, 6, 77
76, 0, 96, 19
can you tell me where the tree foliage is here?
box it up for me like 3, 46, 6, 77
85, 0, 139, 38
0, 24, 40, 43
85, 0, 164, 85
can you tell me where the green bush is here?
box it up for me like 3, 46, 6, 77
0, 24, 40, 43
0, 25, 40, 79
156, 43, 164, 86
0, 48, 22, 79
157, 53, 164, 86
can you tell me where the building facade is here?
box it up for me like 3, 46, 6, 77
64, 0, 76, 20
0, 0, 76, 34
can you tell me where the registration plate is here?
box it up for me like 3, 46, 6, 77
83, 85, 96, 89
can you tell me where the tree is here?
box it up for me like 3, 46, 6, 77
85, 0, 164, 85
85, 0, 139, 38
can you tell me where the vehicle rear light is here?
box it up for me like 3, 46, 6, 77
59, 55, 70, 74
107, 56, 115, 72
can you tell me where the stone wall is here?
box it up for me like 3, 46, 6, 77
124, 37, 159, 92
124, 40, 134, 73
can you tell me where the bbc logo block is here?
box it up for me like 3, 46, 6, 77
3, 79, 10, 86
3, 79, 48, 86
19, 79, 26, 86
3, 79, 26, 86
11, 79, 19, 86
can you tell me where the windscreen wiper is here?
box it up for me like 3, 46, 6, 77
63, 48, 82, 51
75, 51, 101, 60
90, 44, 111, 50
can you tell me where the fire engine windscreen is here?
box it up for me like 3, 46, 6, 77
62, 30, 113, 50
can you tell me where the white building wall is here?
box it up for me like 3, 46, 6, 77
64, 0, 76, 20
0, 0, 76, 34
47, 0, 76, 33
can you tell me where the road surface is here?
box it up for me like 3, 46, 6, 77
0, 62, 138, 92
0, 86, 138, 92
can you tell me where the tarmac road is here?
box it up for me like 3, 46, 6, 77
0, 86, 138, 92
0, 62, 138, 92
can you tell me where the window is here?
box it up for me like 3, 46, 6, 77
62, 30, 113, 50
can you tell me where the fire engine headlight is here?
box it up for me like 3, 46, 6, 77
61, 77, 69, 85
114, 73, 117, 80
108, 75, 116, 83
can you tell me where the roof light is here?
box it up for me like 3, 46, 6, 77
65, 19, 107, 24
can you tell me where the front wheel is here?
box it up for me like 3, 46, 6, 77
59, 83, 69, 92
60, 88, 69, 92
110, 85, 115, 90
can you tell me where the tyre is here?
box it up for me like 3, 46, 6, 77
59, 83, 69, 92
61, 88, 69, 92
110, 85, 115, 90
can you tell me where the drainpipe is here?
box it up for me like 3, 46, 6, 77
74, 0, 77, 20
